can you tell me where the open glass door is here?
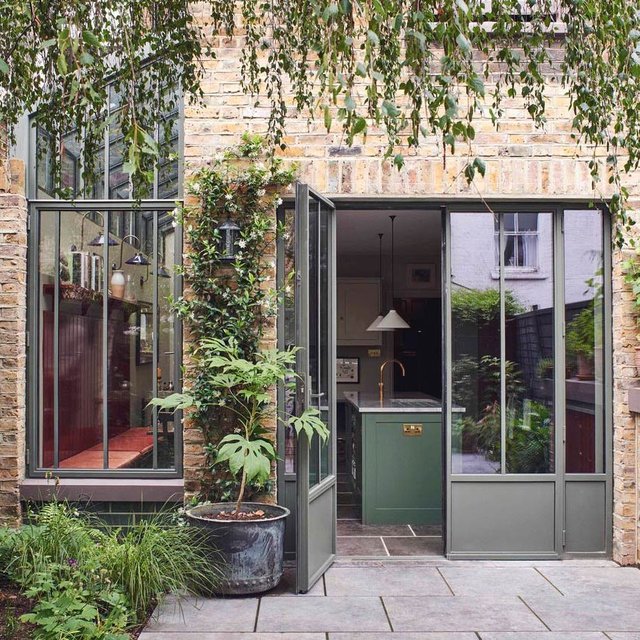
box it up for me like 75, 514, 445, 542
294, 183, 337, 593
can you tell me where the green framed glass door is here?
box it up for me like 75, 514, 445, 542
295, 183, 337, 593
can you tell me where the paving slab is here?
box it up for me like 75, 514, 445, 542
383, 596, 547, 632
329, 634, 477, 640
607, 634, 640, 639
382, 537, 443, 556
337, 536, 388, 556
324, 566, 452, 596
262, 568, 325, 596
524, 593, 640, 631
439, 567, 561, 597
536, 566, 640, 595
140, 635, 324, 640
256, 596, 391, 632
478, 633, 608, 639
337, 521, 414, 536
144, 597, 258, 633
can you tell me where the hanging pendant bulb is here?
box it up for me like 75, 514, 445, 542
367, 232, 390, 331
376, 215, 410, 330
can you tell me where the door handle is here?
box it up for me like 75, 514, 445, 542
310, 392, 325, 399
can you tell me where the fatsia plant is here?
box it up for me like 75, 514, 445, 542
150, 338, 329, 515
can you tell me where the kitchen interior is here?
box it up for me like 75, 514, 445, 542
336, 209, 444, 557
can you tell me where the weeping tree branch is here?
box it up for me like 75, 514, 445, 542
1, 1, 639, 242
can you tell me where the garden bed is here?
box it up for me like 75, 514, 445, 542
0, 575, 34, 639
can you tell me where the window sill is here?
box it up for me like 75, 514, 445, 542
20, 478, 184, 503
491, 269, 549, 281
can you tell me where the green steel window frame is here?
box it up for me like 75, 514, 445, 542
444, 201, 612, 558
26, 199, 184, 479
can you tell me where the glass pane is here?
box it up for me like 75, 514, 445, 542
564, 209, 604, 473
156, 217, 177, 468
308, 200, 320, 487
107, 210, 154, 469
450, 212, 501, 473
282, 207, 297, 473
519, 212, 538, 232
41, 210, 105, 468
319, 202, 331, 480
505, 212, 554, 473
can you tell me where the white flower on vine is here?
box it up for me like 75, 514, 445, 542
225, 193, 233, 201
237, 239, 247, 248
276, 198, 283, 206
214, 152, 224, 162
257, 188, 266, 197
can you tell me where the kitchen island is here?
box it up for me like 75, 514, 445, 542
343, 392, 447, 525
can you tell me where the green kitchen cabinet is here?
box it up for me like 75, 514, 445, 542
345, 393, 443, 525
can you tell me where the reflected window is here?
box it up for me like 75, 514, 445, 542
495, 213, 539, 270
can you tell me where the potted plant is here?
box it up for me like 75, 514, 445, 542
566, 306, 595, 380
151, 338, 328, 595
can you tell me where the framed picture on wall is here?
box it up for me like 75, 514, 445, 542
406, 263, 437, 289
336, 357, 359, 384
136, 310, 154, 365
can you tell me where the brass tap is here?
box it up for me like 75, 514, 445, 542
379, 359, 405, 405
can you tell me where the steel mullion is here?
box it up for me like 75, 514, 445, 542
103, 210, 109, 469
53, 211, 60, 468
174, 219, 183, 474
499, 213, 506, 475
316, 198, 322, 479
152, 211, 159, 469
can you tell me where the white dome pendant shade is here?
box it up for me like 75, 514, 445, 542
375, 215, 410, 331
367, 233, 395, 332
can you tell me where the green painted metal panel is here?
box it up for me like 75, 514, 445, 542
359, 411, 442, 525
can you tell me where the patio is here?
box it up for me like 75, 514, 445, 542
141, 558, 640, 639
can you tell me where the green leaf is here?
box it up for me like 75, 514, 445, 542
82, 30, 101, 47
367, 30, 380, 46
0, 59, 8, 75
455, 33, 471, 55
352, 116, 367, 135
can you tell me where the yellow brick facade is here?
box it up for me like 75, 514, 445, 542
183, 31, 640, 564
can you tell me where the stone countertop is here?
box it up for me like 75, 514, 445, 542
343, 391, 465, 414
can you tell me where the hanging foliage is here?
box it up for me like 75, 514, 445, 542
2, 1, 640, 240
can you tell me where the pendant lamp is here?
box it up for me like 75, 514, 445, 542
376, 215, 410, 330
366, 233, 392, 332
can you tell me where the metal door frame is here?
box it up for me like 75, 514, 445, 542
294, 183, 337, 592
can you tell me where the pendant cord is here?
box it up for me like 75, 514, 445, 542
378, 233, 383, 313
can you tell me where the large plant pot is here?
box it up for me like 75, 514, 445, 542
186, 502, 290, 595
576, 353, 594, 381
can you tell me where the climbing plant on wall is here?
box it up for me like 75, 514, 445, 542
2, 1, 640, 240
174, 133, 296, 499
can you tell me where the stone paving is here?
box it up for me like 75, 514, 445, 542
141, 559, 640, 639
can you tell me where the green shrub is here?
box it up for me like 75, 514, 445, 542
99, 514, 220, 617
1, 502, 221, 639
451, 288, 524, 324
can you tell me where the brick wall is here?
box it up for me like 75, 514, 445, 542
182, 18, 640, 562
0, 159, 27, 526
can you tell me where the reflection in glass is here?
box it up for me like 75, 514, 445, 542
319, 203, 331, 481
308, 199, 320, 487
282, 208, 297, 473
37, 209, 177, 470
504, 213, 553, 474
451, 212, 501, 473
451, 211, 554, 475
564, 210, 604, 473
